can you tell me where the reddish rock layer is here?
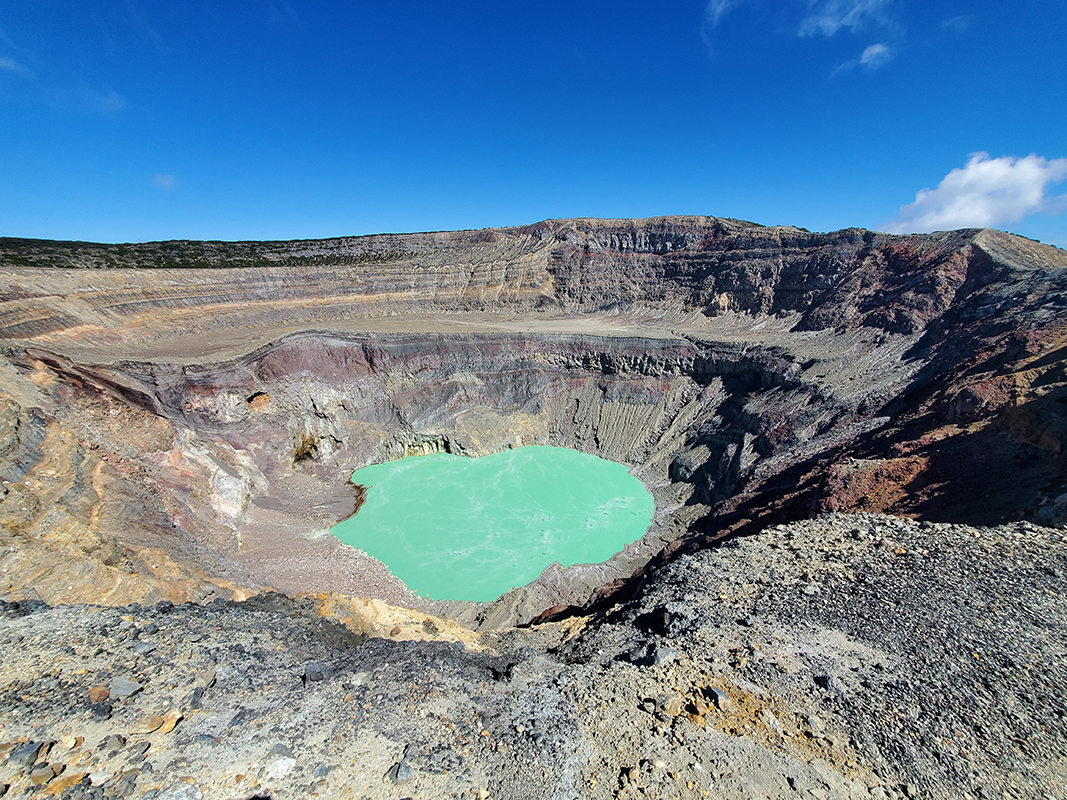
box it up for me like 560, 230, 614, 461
0, 217, 1064, 623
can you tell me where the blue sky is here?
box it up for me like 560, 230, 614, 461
1, 1, 1065, 245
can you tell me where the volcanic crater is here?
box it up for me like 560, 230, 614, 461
2, 217, 1067, 799
2, 216, 1065, 627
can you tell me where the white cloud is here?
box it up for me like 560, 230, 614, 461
153, 174, 177, 191
0, 56, 32, 77
859, 42, 892, 67
704, 0, 906, 68
941, 15, 974, 34
42, 85, 128, 115
701, 0, 744, 53
704, 0, 738, 28
799, 0, 892, 37
883, 152, 1067, 233
832, 41, 894, 74
81, 86, 127, 114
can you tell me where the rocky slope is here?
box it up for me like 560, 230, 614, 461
1, 218, 1065, 625
0, 514, 1063, 799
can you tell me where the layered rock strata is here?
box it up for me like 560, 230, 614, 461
0, 218, 1065, 626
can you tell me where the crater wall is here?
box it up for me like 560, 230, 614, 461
1, 217, 1065, 626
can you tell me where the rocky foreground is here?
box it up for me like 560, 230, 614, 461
1, 513, 1064, 799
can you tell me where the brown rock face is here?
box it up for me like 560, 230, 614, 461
1, 217, 1065, 624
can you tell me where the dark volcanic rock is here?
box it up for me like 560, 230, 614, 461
0, 218, 1065, 624
0, 515, 1062, 798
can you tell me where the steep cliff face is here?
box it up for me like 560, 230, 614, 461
0, 218, 1065, 624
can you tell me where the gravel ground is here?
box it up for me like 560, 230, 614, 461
549, 514, 1067, 800
0, 513, 1064, 800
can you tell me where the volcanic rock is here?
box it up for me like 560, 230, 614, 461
1, 218, 1065, 625
0, 217, 1065, 795
0, 514, 1061, 798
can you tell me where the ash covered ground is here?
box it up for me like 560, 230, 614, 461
2, 514, 1065, 799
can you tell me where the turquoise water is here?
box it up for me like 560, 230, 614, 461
331, 446, 654, 602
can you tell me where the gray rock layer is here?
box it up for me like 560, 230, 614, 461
1, 513, 1064, 799
1, 218, 1066, 623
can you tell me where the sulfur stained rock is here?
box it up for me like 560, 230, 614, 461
246, 392, 271, 412
42, 772, 87, 795
158, 709, 183, 734
28, 763, 60, 785
129, 715, 165, 735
